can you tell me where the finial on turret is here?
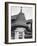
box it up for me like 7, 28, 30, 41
20, 7, 22, 13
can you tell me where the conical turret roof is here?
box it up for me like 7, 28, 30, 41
16, 7, 26, 20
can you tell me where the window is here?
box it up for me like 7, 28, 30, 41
11, 32, 15, 39
19, 32, 23, 39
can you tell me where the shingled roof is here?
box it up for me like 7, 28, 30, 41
11, 7, 32, 27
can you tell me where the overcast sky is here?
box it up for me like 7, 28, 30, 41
11, 6, 33, 20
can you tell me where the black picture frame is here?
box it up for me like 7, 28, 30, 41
5, 2, 36, 44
